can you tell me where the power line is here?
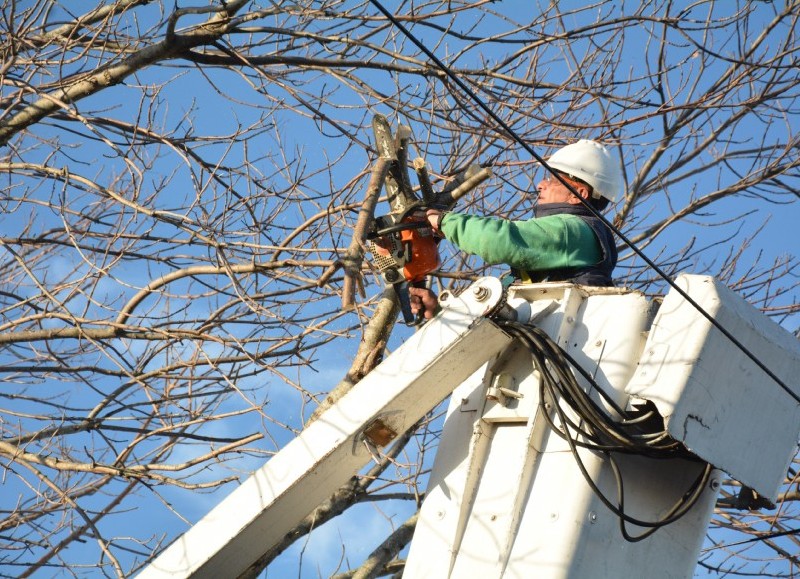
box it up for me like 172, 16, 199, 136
368, 0, 798, 405
703, 526, 800, 550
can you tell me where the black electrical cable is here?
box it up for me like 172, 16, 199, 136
609, 453, 713, 542
500, 320, 690, 456
367, 0, 798, 406
704, 526, 800, 550
498, 319, 713, 540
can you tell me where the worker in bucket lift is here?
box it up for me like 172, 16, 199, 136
410, 139, 623, 320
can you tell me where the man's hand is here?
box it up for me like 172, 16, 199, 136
409, 287, 439, 320
414, 209, 445, 237
425, 209, 444, 236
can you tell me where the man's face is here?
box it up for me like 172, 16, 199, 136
536, 171, 590, 205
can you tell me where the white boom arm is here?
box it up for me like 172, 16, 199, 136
138, 278, 513, 579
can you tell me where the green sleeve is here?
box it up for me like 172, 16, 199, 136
439, 212, 601, 272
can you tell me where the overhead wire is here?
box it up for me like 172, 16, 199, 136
703, 526, 800, 550
367, 0, 798, 406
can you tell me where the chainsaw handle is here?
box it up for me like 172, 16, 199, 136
394, 281, 424, 326
368, 218, 430, 239
397, 281, 438, 326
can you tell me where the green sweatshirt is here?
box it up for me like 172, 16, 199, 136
439, 212, 601, 273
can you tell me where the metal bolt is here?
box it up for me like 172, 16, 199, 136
472, 285, 490, 301
710, 479, 720, 492
588, 511, 598, 524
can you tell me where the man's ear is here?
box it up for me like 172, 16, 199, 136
566, 184, 590, 205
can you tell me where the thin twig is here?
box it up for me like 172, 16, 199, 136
342, 157, 390, 311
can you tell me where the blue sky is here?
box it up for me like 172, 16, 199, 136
2, 1, 798, 577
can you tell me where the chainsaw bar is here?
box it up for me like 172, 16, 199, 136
372, 114, 418, 215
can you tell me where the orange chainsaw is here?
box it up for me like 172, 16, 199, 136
366, 114, 441, 325
365, 114, 490, 325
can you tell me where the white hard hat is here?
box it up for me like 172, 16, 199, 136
546, 140, 624, 203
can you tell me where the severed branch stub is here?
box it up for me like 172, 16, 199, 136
342, 157, 391, 311
435, 164, 493, 208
